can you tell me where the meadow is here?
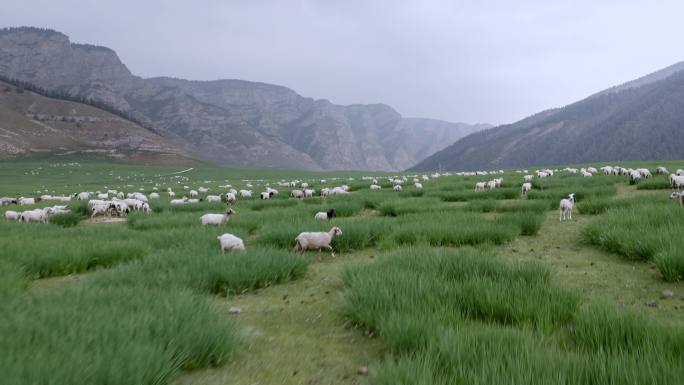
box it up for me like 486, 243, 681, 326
0, 159, 683, 385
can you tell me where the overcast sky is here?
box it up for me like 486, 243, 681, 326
3, 0, 683, 125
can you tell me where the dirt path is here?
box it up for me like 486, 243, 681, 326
173, 250, 384, 385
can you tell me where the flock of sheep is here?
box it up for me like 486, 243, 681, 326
3, 165, 683, 255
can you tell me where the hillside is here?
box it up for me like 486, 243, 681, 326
0, 27, 486, 171
0, 79, 194, 165
411, 61, 684, 171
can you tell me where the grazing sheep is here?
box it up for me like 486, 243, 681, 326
260, 191, 272, 200
393, 185, 402, 192
168, 191, 176, 198
226, 192, 237, 203
187, 198, 201, 204
320, 188, 331, 197
581, 171, 593, 177
189, 190, 199, 198
523, 175, 534, 182
656, 166, 669, 174
487, 180, 497, 189
198, 187, 209, 193
200, 208, 236, 225
239, 190, 252, 198
671, 174, 684, 189
294, 226, 343, 258
5, 210, 20, 221
97, 193, 108, 199
370, 184, 381, 190
206, 194, 223, 203
291, 189, 304, 198
304, 189, 315, 197
149, 192, 160, 199
170, 198, 187, 205
629, 170, 641, 185
19, 209, 49, 223
18, 197, 36, 206
522, 182, 532, 196
0, 197, 17, 206
314, 209, 337, 221
587, 167, 598, 174
91, 203, 113, 219
475, 182, 486, 191
559, 193, 575, 222
266, 187, 279, 195
217, 233, 245, 253
415, 182, 423, 189
677, 169, 684, 176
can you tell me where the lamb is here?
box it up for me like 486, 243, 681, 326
200, 208, 236, 225
522, 182, 532, 195
217, 233, 245, 253
677, 169, 684, 176
475, 182, 486, 191
116, 192, 125, 199
187, 198, 201, 204
393, 185, 403, 192
559, 193, 575, 222
294, 226, 343, 258
226, 192, 237, 203
266, 187, 279, 195
75, 192, 90, 200
260, 191, 272, 200
239, 190, 252, 198
5, 210, 20, 221
314, 209, 337, 221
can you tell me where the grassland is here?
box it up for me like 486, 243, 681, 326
1, 159, 683, 385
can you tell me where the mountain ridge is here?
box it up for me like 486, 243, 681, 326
0, 26, 488, 171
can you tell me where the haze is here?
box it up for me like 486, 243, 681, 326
2, 0, 683, 125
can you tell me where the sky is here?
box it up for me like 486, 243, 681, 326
2, 0, 683, 125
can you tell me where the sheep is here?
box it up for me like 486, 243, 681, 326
266, 187, 279, 195
19, 197, 36, 206
670, 174, 684, 189
677, 169, 684, 176
189, 190, 199, 198
587, 167, 598, 174
226, 192, 237, 203
239, 190, 252, 198
581, 171, 593, 177
198, 187, 209, 193
628, 170, 641, 185
217, 233, 245, 253
19, 209, 49, 223
636, 168, 652, 178
149, 192, 160, 199
168, 191, 176, 198
670, 192, 684, 207
370, 184, 381, 190
200, 208, 236, 225
291, 189, 304, 198
294, 226, 343, 258
393, 185, 402, 192
187, 198, 201, 204
301, 182, 309, 189
97, 192, 108, 199
559, 193, 575, 221
314, 209, 337, 221
112, 201, 130, 217
331, 187, 349, 195
0, 197, 17, 206
5, 210, 20, 221
91, 203, 113, 219
304, 189, 315, 197
656, 166, 669, 174
116, 191, 125, 199
170, 198, 187, 205
523, 175, 534, 182
88, 199, 108, 207
487, 180, 497, 189
415, 182, 423, 189
522, 182, 532, 196
260, 191, 272, 200
320, 188, 331, 197
475, 182, 486, 191
206, 194, 223, 203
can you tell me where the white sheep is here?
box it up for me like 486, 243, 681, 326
198, 187, 209, 193
189, 190, 199, 198
168, 191, 176, 198
5, 210, 20, 221
523, 175, 534, 182
670, 174, 684, 189
19, 209, 49, 223
239, 190, 252, 198
670, 192, 684, 207
291, 189, 304, 198
304, 189, 315, 197
19, 197, 36, 206
370, 184, 381, 190
487, 180, 497, 189
314, 209, 337, 221
200, 208, 236, 225
656, 166, 669, 174
260, 191, 271, 200
226, 192, 237, 203
206, 194, 223, 203
415, 182, 423, 189
475, 182, 486, 191
97, 192, 108, 199
559, 193, 575, 221
149, 192, 160, 199
217, 233, 245, 253
522, 182, 532, 195
170, 198, 187, 205
294, 226, 343, 258
393, 185, 402, 192
91, 203, 113, 219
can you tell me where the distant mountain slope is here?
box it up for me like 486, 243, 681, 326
410, 62, 684, 171
0, 79, 193, 165
0, 27, 486, 171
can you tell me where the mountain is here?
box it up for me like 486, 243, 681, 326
0, 27, 486, 171
410, 61, 684, 171
0, 79, 194, 165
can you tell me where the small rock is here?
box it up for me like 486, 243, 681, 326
646, 300, 658, 308
660, 290, 674, 299
228, 307, 241, 314
357, 366, 369, 375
